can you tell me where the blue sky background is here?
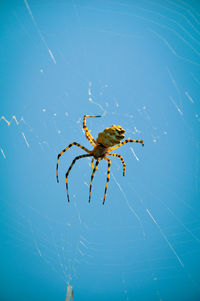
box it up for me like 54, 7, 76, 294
1, 0, 200, 300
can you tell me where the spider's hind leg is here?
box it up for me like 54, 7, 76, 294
83, 115, 101, 147
108, 139, 144, 151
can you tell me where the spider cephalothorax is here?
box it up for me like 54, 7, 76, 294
56, 115, 144, 204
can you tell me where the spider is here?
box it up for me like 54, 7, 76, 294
56, 115, 144, 204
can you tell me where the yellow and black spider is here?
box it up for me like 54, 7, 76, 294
56, 115, 144, 204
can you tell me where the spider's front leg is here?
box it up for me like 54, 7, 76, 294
89, 159, 100, 202
91, 157, 99, 171
91, 157, 95, 170
107, 152, 126, 176
56, 142, 90, 183
65, 154, 92, 202
103, 157, 111, 205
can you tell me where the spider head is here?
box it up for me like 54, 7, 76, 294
96, 125, 125, 147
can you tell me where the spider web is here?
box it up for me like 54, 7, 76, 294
1, 0, 200, 300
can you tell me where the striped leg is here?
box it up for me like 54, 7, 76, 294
83, 115, 101, 147
103, 157, 111, 205
91, 157, 99, 171
108, 139, 144, 151
91, 157, 95, 170
107, 152, 126, 176
56, 142, 90, 183
89, 159, 100, 202
66, 154, 92, 202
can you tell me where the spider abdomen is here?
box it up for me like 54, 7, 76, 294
96, 125, 125, 147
